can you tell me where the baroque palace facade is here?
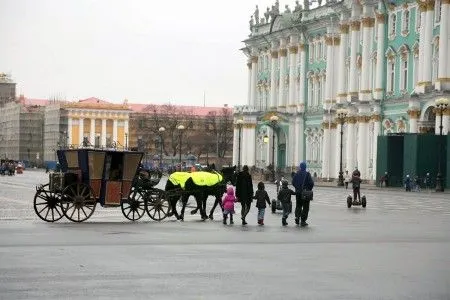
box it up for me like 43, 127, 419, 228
233, 0, 449, 181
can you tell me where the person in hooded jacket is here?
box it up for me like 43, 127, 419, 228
253, 181, 271, 225
277, 180, 296, 226
222, 185, 236, 225
235, 165, 254, 225
292, 161, 314, 227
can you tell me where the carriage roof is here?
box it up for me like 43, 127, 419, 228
56, 148, 143, 182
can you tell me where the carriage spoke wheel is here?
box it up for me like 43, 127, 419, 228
61, 183, 97, 222
33, 184, 64, 222
121, 188, 145, 221
145, 191, 170, 221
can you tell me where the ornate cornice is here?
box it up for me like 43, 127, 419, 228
346, 116, 357, 124
407, 109, 421, 119
271, 50, 279, 58
299, 43, 305, 51
350, 20, 361, 31
357, 116, 371, 123
247, 62, 252, 69
442, 0, 450, 4
361, 17, 375, 28
64, 102, 131, 111
321, 122, 337, 129
375, 12, 385, 23
279, 48, 287, 57
251, 56, 258, 63
289, 46, 298, 54
426, 0, 435, 10
339, 24, 349, 34
417, 1, 427, 12
371, 114, 382, 122
325, 36, 341, 46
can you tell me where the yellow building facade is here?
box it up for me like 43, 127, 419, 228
64, 98, 131, 148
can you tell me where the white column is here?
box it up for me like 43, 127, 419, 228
278, 43, 287, 108
79, 118, 84, 146
360, 15, 374, 101
251, 56, 258, 107
124, 119, 129, 149
357, 117, 369, 179
247, 60, 252, 105
90, 118, 95, 146
67, 117, 73, 146
325, 35, 334, 108
288, 43, 298, 111
321, 119, 331, 180
346, 118, 356, 171
294, 116, 300, 166
248, 125, 256, 167
113, 119, 118, 142
337, 23, 349, 103
417, 3, 427, 88
270, 47, 278, 109
233, 125, 239, 167
408, 110, 420, 133
437, 0, 449, 90
422, 1, 434, 86
298, 43, 307, 107
101, 119, 106, 147
372, 116, 381, 180
435, 114, 442, 135
443, 113, 449, 135
348, 20, 360, 100
374, 12, 385, 99
333, 124, 341, 179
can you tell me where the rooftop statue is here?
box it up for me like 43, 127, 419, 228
254, 5, 260, 25
303, 0, 310, 10
284, 4, 291, 13
294, 0, 303, 12
264, 7, 271, 23
249, 15, 254, 30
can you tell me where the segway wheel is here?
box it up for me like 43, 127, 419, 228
361, 196, 367, 208
347, 196, 352, 208
271, 200, 277, 213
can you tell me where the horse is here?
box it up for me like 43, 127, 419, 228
165, 171, 227, 221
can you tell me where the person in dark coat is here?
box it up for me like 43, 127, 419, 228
253, 181, 271, 225
292, 161, 314, 227
351, 168, 362, 201
277, 180, 296, 226
235, 165, 254, 225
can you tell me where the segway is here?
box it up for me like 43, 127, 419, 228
347, 194, 367, 208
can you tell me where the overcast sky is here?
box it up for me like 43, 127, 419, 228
0, 0, 287, 107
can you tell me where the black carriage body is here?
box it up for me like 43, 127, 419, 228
55, 149, 143, 206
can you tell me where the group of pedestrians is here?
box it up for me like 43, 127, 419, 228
221, 162, 314, 227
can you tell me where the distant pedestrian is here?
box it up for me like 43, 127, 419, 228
404, 175, 412, 192
277, 180, 296, 226
424, 173, 432, 190
344, 170, 350, 189
253, 181, 271, 225
235, 165, 254, 225
222, 186, 236, 225
351, 168, 362, 202
292, 161, 314, 227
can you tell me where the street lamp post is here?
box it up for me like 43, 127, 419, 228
270, 115, 279, 182
435, 97, 449, 192
336, 108, 348, 187
125, 133, 128, 150
177, 124, 185, 170
158, 127, 165, 170
236, 119, 244, 172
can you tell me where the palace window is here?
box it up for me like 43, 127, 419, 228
308, 77, 314, 107
413, 46, 419, 86
432, 43, 439, 82
389, 13, 397, 38
309, 44, 315, 62
402, 10, 410, 35
387, 59, 396, 93
400, 59, 408, 91
416, 7, 421, 32
317, 77, 322, 106
435, 0, 442, 24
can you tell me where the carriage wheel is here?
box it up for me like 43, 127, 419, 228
145, 190, 170, 221
121, 188, 145, 221
33, 184, 65, 222
61, 183, 97, 222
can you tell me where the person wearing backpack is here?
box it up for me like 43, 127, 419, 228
292, 162, 314, 227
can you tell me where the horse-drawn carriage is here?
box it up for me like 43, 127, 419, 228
33, 148, 168, 222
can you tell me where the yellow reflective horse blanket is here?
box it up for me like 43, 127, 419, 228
168, 171, 223, 189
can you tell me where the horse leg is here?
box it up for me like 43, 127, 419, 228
179, 195, 190, 221
199, 194, 208, 220
209, 195, 223, 220
168, 197, 181, 220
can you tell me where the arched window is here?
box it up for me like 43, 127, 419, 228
435, 0, 442, 23
402, 10, 410, 34
387, 59, 396, 93
389, 13, 397, 38
308, 77, 314, 107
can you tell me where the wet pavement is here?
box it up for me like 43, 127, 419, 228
0, 170, 449, 299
